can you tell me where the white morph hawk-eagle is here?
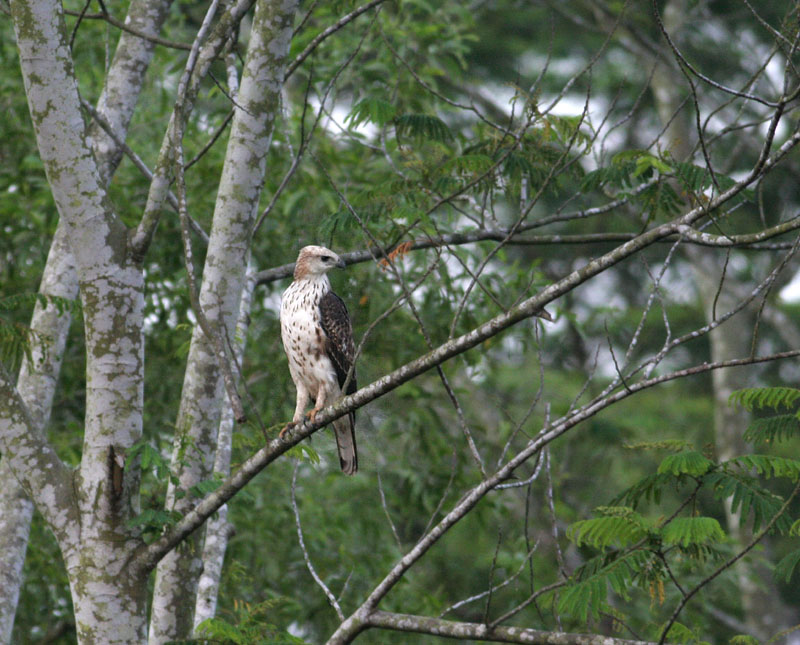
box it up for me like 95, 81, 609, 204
279, 246, 358, 475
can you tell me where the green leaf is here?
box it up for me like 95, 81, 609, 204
346, 97, 396, 128
674, 162, 713, 191
727, 454, 800, 480
440, 153, 494, 177
706, 471, 791, 533
633, 153, 673, 178
662, 621, 708, 645
190, 477, 223, 498
612, 472, 674, 508
395, 113, 453, 142
557, 551, 650, 622
774, 548, 800, 582
729, 387, 800, 412
557, 575, 606, 623
662, 517, 725, 547
567, 507, 650, 548
657, 451, 714, 477
729, 636, 760, 645
744, 414, 800, 444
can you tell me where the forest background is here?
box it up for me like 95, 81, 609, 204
1, 0, 800, 643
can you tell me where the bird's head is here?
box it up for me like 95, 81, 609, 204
293, 245, 346, 280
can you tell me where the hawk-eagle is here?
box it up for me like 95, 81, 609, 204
279, 245, 358, 475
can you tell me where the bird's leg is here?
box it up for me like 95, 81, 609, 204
281, 384, 309, 439
305, 384, 329, 424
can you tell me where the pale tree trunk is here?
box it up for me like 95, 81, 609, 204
88, 0, 175, 184
648, 0, 790, 637
0, 0, 172, 637
0, 225, 77, 643
148, 0, 298, 640
194, 264, 256, 630
9, 0, 147, 640
690, 256, 791, 639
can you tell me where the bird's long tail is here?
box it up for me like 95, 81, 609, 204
333, 412, 357, 475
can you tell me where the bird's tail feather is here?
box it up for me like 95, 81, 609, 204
333, 412, 357, 475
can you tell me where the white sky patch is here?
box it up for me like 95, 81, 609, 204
780, 269, 800, 303
518, 52, 588, 79
262, 289, 282, 316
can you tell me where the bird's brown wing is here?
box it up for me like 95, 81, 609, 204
319, 290, 357, 474
319, 290, 356, 396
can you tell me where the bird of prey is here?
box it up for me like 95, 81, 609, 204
279, 245, 358, 475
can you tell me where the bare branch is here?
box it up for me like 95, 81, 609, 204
362, 610, 656, 645
130, 0, 256, 259
131, 122, 800, 573
64, 8, 192, 50
292, 464, 345, 621
284, 0, 387, 80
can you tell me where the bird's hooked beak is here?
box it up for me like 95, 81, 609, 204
336, 257, 346, 269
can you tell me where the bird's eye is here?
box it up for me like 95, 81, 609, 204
322, 255, 333, 262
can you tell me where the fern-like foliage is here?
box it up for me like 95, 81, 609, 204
0, 291, 78, 314
657, 451, 714, 477
743, 414, 800, 444
612, 472, 676, 508
395, 113, 453, 142
557, 551, 652, 622
0, 320, 39, 371
0, 292, 80, 371
568, 506, 652, 548
662, 621, 711, 645
729, 387, 800, 413
439, 153, 494, 178
726, 454, 800, 480
195, 598, 306, 644
705, 471, 792, 533
346, 97, 397, 128
728, 636, 760, 645
661, 517, 725, 548
774, 547, 800, 582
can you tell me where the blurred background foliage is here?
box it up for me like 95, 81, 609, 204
2, 0, 800, 642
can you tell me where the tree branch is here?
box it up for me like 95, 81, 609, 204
129, 0, 256, 259
284, 0, 387, 80
0, 362, 76, 537
658, 478, 800, 644
64, 8, 192, 50
131, 121, 800, 574
254, 220, 800, 287
363, 610, 656, 645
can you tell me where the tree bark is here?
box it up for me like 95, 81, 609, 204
148, 0, 298, 640
0, 224, 78, 642
194, 264, 255, 630
0, 0, 173, 636
9, 0, 149, 639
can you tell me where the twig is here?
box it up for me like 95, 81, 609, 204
658, 479, 800, 644
376, 471, 402, 551
64, 8, 192, 50
483, 531, 503, 625
68, 0, 92, 49
438, 540, 539, 618
174, 131, 246, 423
284, 0, 387, 80
80, 99, 209, 243
292, 463, 345, 621
651, 0, 781, 107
